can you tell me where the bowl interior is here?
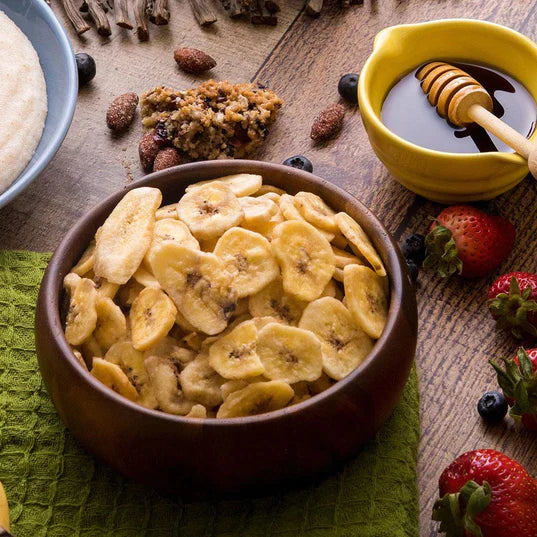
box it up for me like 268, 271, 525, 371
0, 0, 77, 209
48, 160, 411, 426
361, 19, 537, 151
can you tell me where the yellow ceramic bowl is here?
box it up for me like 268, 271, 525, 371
359, 19, 537, 203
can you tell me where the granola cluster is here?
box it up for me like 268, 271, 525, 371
140, 80, 282, 160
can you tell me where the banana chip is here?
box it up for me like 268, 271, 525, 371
175, 309, 197, 332
257, 323, 323, 383
64, 277, 98, 346
253, 184, 286, 197
214, 228, 279, 298
117, 279, 145, 308
133, 266, 161, 289
151, 242, 237, 335
155, 203, 179, 220
94, 297, 127, 351
238, 196, 279, 227
178, 182, 244, 240
294, 192, 338, 233
143, 336, 197, 368
208, 320, 265, 379
248, 278, 306, 325
144, 355, 195, 415
332, 246, 364, 269
145, 218, 200, 268
91, 275, 120, 299
299, 297, 374, 380
335, 212, 386, 277
186, 404, 207, 418
272, 220, 335, 302
94, 187, 162, 284
217, 380, 294, 418
71, 241, 95, 276
72, 349, 88, 370
80, 335, 104, 363
130, 287, 177, 351
185, 173, 262, 197
63, 272, 81, 294
256, 192, 281, 204
344, 264, 388, 339
180, 355, 225, 407
91, 357, 138, 401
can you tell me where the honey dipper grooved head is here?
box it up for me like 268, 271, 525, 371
416, 61, 493, 127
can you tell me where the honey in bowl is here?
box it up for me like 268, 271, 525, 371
381, 62, 537, 153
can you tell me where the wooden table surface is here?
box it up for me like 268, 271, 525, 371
3, 0, 537, 535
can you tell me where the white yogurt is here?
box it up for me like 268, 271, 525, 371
0, 9, 47, 195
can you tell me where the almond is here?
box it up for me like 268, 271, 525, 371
174, 48, 216, 74
139, 131, 160, 171
153, 148, 181, 172
310, 103, 345, 142
106, 92, 139, 132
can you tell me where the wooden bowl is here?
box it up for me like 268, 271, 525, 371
35, 160, 417, 496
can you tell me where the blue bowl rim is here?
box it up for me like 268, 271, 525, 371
0, 0, 78, 210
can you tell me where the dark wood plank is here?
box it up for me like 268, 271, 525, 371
253, 1, 537, 535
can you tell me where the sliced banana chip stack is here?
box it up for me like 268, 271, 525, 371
64, 174, 390, 419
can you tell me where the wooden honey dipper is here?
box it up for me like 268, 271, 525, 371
416, 61, 537, 176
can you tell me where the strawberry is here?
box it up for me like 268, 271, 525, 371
433, 449, 537, 536
487, 273, 537, 338
490, 348, 537, 432
423, 206, 515, 278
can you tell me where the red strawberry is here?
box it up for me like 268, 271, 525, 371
490, 348, 537, 432
433, 449, 537, 536
487, 273, 537, 338
423, 206, 515, 278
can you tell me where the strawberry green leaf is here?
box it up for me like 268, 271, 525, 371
423, 225, 463, 279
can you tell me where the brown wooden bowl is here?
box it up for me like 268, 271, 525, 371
35, 160, 417, 496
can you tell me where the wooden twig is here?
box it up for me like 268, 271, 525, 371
134, 0, 149, 40
306, 0, 322, 16
87, 0, 112, 35
149, 0, 170, 24
188, 0, 217, 26
114, 0, 133, 28
62, 0, 91, 34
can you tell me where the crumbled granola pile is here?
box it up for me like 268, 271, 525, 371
140, 80, 282, 160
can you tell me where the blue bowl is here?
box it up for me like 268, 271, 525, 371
0, 0, 77, 209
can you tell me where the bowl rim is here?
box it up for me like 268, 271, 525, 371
40, 160, 415, 428
0, 0, 78, 210
358, 18, 537, 164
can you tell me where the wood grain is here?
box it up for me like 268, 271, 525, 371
2, 0, 537, 534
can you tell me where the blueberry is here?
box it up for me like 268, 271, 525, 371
282, 155, 313, 173
405, 258, 419, 283
477, 391, 508, 424
401, 233, 426, 264
75, 53, 96, 86
338, 73, 359, 104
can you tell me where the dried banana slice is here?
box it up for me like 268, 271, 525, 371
130, 287, 177, 351
144, 218, 200, 268
294, 192, 338, 233
133, 266, 161, 289
180, 332, 205, 352
91, 275, 120, 299
332, 246, 364, 269
143, 336, 197, 368
242, 208, 285, 241
208, 320, 265, 379
91, 357, 138, 402
105, 340, 158, 408
200, 237, 219, 252
72, 349, 88, 370
185, 173, 263, 197
72, 241, 95, 276
221, 379, 250, 400
320, 279, 337, 298
252, 316, 286, 330
333, 267, 344, 282
144, 355, 195, 415
257, 323, 323, 383
80, 335, 104, 362
117, 279, 145, 308
253, 184, 286, 197
151, 242, 237, 335
179, 354, 225, 407
335, 212, 386, 277
178, 182, 244, 240
299, 297, 374, 380
94, 297, 127, 351
279, 194, 304, 221
156, 203, 178, 220
64, 277, 98, 346
175, 309, 197, 332
214, 228, 279, 298
344, 264, 389, 339
217, 380, 294, 418
238, 196, 279, 227
272, 220, 335, 302
63, 272, 81, 294
257, 192, 281, 204
248, 278, 306, 325
186, 404, 207, 418
94, 187, 162, 284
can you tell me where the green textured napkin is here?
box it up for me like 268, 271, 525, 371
0, 250, 420, 537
